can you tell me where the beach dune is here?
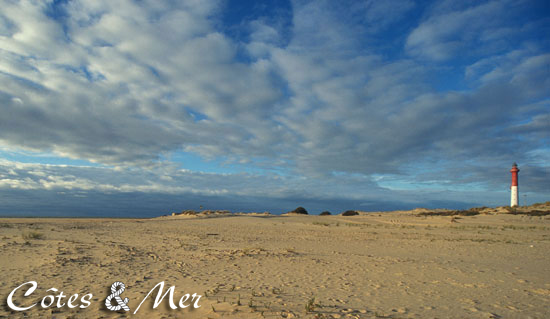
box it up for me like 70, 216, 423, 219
1, 207, 550, 318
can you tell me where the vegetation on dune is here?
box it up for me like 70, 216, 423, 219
341, 210, 359, 216
417, 202, 550, 217
287, 207, 308, 215
22, 231, 44, 240
417, 207, 485, 216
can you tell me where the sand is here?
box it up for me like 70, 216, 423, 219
1, 210, 549, 318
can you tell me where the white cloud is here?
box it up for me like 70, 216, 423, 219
0, 0, 548, 211
406, 1, 513, 61
0, 158, 385, 201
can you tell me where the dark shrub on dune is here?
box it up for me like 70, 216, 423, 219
288, 207, 308, 215
417, 207, 482, 216
342, 210, 359, 216
320, 211, 332, 216
507, 209, 550, 216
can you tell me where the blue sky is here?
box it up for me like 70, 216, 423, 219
0, 0, 549, 216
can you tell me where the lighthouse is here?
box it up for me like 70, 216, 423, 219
510, 163, 519, 207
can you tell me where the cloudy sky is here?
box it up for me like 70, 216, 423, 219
1, 0, 549, 217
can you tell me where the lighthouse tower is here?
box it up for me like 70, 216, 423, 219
510, 163, 519, 207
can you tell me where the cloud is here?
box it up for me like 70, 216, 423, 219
0, 0, 548, 214
405, 0, 543, 61
0, 0, 284, 166
0, 158, 383, 200
263, 1, 548, 178
0, 158, 520, 216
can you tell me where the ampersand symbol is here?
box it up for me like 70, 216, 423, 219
105, 281, 130, 312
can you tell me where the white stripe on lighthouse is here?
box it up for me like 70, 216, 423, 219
510, 185, 519, 207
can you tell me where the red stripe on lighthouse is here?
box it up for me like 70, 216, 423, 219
510, 164, 519, 186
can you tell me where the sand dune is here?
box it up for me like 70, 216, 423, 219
1, 207, 549, 318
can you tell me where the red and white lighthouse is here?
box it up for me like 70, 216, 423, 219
510, 163, 519, 207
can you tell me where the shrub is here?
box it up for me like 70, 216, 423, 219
22, 231, 44, 240
305, 297, 316, 312
319, 211, 331, 216
342, 210, 359, 216
417, 208, 481, 216
288, 207, 308, 215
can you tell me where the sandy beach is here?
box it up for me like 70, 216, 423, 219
1, 208, 550, 318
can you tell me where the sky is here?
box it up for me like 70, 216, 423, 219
0, 0, 549, 217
